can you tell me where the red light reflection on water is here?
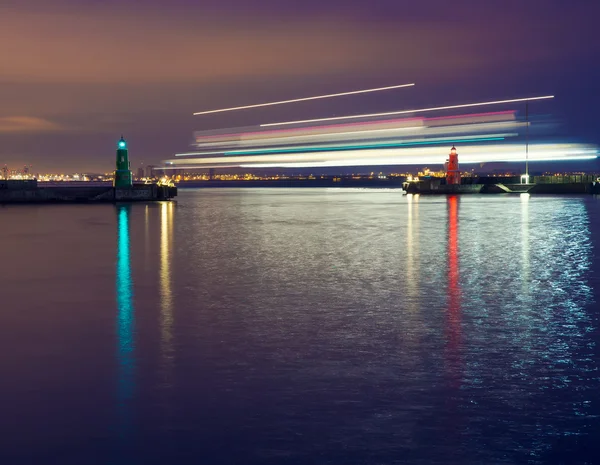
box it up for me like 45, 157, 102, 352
446, 195, 462, 388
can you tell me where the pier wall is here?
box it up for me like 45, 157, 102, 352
0, 182, 176, 203
528, 183, 594, 194
116, 185, 156, 200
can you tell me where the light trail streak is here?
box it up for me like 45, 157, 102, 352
425, 110, 514, 122
179, 126, 425, 156
176, 133, 514, 158
163, 144, 597, 168
183, 119, 522, 155
238, 155, 598, 169
260, 95, 555, 127
225, 136, 508, 156
194, 118, 423, 142
194, 124, 424, 146
189, 122, 518, 152
193, 110, 514, 143
162, 154, 598, 170
193, 83, 415, 115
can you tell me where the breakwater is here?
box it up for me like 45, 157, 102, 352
0, 180, 177, 203
176, 176, 600, 194
403, 177, 600, 194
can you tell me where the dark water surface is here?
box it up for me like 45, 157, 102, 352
1, 189, 599, 464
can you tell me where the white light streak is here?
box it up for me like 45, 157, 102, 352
187, 121, 522, 153
179, 126, 426, 155
193, 83, 415, 115
163, 143, 596, 169
260, 95, 555, 127
238, 155, 597, 169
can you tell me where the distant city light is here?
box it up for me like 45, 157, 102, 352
193, 83, 415, 116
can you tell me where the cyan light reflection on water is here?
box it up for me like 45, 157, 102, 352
116, 204, 135, 435
114, 202, 174, 444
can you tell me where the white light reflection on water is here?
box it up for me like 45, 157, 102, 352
521, 193, 530, 293
405, 194, 420, 313
455, 196, 596, 461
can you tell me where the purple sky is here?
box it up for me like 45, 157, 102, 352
1, 0, 599, 172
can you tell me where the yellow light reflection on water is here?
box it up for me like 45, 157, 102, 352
160, 202, 174, 377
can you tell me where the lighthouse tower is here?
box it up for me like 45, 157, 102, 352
114, 136, 133, 188
445, 145, 461, 185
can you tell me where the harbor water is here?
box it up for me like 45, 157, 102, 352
1, 189, 599, 464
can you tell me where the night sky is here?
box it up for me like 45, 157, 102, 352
1, 0, 599, 173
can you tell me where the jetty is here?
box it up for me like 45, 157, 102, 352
403, 146, 600, 195
0, 137, 177, 204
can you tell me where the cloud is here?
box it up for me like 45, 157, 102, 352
0, 116, 63, 133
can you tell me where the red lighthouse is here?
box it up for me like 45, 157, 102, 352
445, 145, 461, 185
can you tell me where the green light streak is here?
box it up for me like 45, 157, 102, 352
226, 137, 505, 156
